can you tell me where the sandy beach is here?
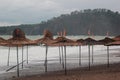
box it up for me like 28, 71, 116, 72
0, 45, 120, 80
13, 62, 120, 80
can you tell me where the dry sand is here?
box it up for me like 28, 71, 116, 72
13, 63, 120, 80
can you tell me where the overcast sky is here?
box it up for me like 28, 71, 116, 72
0, 0, 120, 26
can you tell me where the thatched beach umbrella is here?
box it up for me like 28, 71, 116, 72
54, 36, 78, 66
5, 28, 37, 77
107, 41, 120, 46
0, 37, 8, 47
105, 41, 120, 67
52, 36, 77, 75
0, 37, 8, 45
98, 37, 115, 45
76, 39, 84, 43
76, 39, 84, 66
35, 29, 54, 44
35, 30, 56, 73
98, 37, 115, 68
35, 36, 55, 72
113, 35, 120, 41
83, 37, 97, 70
0, 37, 6, 42
53, 36, 77, 46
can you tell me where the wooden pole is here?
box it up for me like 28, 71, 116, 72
107, 46, 110, 68
16, 46, 19, 77
61, 46, 64, 69
22, 46, 24, 69
45, 45, 48, 73
64, 46, 67, 75
7, 46, 10, 66
88, 45, 91, 70
92, 45, 94, 64
26, 45, 28, 64
79, 45, 81, 66
59, 45, 61, 64
6, 60, 25, 72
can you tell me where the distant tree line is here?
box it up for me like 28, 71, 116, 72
0, 8, 120, 36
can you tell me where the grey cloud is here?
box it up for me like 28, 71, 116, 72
0, 0, 120, 26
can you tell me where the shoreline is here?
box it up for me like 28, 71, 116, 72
0, 53, 120, 80
0, 45, 119, 80
12, 62, 120, 80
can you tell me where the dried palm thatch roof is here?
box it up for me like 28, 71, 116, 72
44, 29, 53, 40
98, 37, 115, 45
113, 35, 120, 41
35, 29, 54, 45
83, 38, 97, 45
6, 28, 37, 47
0, 37, 8, 46
106, 41, 120, 46
35, 37, 55, 45
54, 36, 74, 43
50, 36, 79, 46
76, 39, 84, 43
0, 37, 6, 41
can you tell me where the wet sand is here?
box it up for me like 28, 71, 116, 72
13, 63, 120, 80
0, 45, 120, 80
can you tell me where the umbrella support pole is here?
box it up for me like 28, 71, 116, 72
16, 46, 19, 77
107, 46, 110, 68
6, 60, 25, 72
88, 45, 91, 70
26, 45, 28, 64
79, 45, 81, 66
7, 46, 10, 66
22, 46, 24, 69
59, 46, 62, 64
64, 46, 67, 75
45, 45, 48, 73
61, 46, 64, 69
92, 45, 94, 64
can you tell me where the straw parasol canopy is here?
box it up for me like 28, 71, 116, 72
0, 37, 6, 41
43, 29, 53, 40
35, 29, 55, 45
35, 37, 55, 45
0, 37, 8, 46
55, 36, 73, 43
77, 38, 97, 69
6, 28, 37, 47
52, 36, 78, 46
83, 38, 97, 45
113, 35, 120, 41
106, 41, 120, 46
98, 37, 115, 45
76, 39, 84, 43
51, 36, 78, 75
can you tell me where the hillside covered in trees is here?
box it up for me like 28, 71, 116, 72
0, 8, 120, 36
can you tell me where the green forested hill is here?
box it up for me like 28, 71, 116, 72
0, 8, 120, 36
